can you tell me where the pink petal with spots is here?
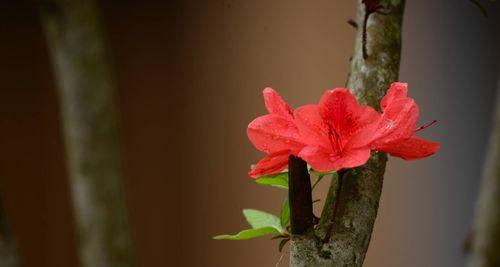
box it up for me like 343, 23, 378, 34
294, 105, 330, 148
371, 98, 419, 147
247, 114, 302, 154
377, 136, 440, 160
380, 82, 408, 111
299, 145, 371, 172
248, 150, 290, 178
263, 87, 293, 119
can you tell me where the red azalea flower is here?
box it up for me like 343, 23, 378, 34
294, 88, 379, 172
247, 83, 440, 177
369, 82, 440, 159
247, 88, 304, 178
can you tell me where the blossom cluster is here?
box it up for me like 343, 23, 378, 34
247, 83, 440, 178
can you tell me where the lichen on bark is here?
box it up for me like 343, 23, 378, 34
289, 0, 405, 266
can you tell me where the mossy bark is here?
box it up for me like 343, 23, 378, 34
467, 78, 500, 267
290, 1, 405, 266
39, 1, 136, 267
0, 197, 21, 267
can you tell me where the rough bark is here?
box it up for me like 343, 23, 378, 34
289, 0, 405, 266
467, 77, 500, 267
38, 1, 136, 267
0, 197, 21, 267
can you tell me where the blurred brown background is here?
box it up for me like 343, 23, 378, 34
0, 0, 499, 266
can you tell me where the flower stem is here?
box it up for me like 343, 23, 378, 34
323, 170, 345, 243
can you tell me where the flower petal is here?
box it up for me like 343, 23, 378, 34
333, 148, 371, 170
380, 82, 408, 111
298, 146, 335, 172
294, 105, 330, 148
376, 136, 440, 160
346, 105, 380, 149
263, 87, 293, 119
318, 88, 369, 145
319, 88, 358, 130
298, 145, 371, 172
371, 98, 419, 147
248, 150, 290, 178
247, 114, 302, 153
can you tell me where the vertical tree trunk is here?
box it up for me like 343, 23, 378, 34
0, 197, 21, 267
38, 1, 136, 267
289, 1, 405, 266
468, 76, 500, 267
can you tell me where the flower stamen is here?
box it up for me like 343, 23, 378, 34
415, 119, 437, 132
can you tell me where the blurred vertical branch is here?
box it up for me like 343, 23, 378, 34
38, 1, 136, 267
468, 76, 500, 267
0, 197, 21, 267
289, 0, 405, 266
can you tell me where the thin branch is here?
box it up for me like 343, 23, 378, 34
311, 175, 325, 190
468, 0, 488, 17
323, 170, 345, 244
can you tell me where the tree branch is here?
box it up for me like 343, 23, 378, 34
289, 0, 405, 266
38, 1, 136, 267
0, 196, 21, 267
467, 77, 500, 267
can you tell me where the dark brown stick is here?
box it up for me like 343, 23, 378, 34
288, 155, 314, 235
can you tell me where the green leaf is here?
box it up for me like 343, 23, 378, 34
243, 209, 282, 232
213, 227, 280, 240
280, 198, 290, 228
255, 173, 288, 189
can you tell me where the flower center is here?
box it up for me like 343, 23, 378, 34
327, 124, 343, 154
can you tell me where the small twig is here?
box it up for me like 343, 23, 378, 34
323, 170, 345, 243
312, 174, 325, 190
468, 0, 488, 17
347, 18, 358, 29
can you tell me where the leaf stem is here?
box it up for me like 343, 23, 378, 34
311, 175, 325, 190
